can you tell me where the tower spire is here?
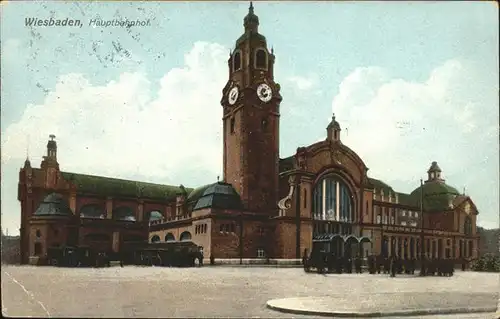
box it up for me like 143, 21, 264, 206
26, 135, 30, 160
244, 1, 259, 33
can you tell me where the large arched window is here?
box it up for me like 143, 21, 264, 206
233, 51, 241, 71
79, 204, 105, 219
149, 210, 163, 221
255, 49, 267, 69
112, 206, 136, 222
312, 176, 353, 222
464, 216, 472, 235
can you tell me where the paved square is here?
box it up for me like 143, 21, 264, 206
2, 265, 499, 318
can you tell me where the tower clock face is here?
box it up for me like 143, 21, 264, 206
257, 83, 272, 103
228, 86, 239, 105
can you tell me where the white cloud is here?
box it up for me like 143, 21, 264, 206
1, 41, 228, 184
332, 59, 499, 227
287, 75, 317, 91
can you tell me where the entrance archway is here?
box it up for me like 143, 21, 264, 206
382, 236, 389, 258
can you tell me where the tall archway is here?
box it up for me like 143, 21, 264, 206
112, 206, 136, 222
80, 204, 105, 219
180, 231, 192, 242
410, 238, 415, 259
382, 236, 389, 258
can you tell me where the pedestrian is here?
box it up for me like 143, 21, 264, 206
390, 257, 396, 277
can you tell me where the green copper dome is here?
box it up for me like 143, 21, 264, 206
34, 193, 73, 217
409, 181, 460, 212
192, 182, 243, 211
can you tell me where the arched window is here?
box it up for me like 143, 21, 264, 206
151, 235, 161, 243
180, 231, 192, 242
165, 233, 175, 242
255, 49, 267, 69
149, 210, 163, 221
230, 117, 235, 134
80, 204, 105, 219
233, 51, 241, 71
112, 206, 136, 222
464, 216, 472, 235
261, 118, 268, 132
312, 175, 353, 224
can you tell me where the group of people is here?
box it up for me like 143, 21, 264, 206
304, 250, 462, 277
304, 253, 365, 274
367, 255, 457, 277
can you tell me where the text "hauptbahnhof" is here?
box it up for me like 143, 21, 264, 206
25, 17, 151, 28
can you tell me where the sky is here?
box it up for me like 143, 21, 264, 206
1, 1, 498, 235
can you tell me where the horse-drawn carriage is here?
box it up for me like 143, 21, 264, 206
124, 241, 204, 267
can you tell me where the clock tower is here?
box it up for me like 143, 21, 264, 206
221, 2, 282, 214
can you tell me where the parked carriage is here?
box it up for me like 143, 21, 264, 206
123, 241, 204, 267
47, 245, 93, 267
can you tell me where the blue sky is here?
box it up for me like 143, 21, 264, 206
1, 1, 498, 235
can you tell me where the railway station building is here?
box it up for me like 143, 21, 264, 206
17, 3, 480, 265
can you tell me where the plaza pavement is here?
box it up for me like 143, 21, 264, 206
1, 264, 499, 318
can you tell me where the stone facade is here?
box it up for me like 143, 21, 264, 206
18, 3, 480, 264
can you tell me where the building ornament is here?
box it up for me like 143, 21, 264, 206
277, 175, 297, 215
330, 148, 342, 165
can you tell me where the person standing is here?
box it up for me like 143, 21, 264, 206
390, 256, 396, 277
355, 255, 362, 274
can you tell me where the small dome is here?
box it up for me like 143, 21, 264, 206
193, 182, 243, 211
34, 193, 73, 216
327, 114, 341, 130
427, 161, 442, 173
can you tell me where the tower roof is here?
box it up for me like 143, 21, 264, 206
33, 193, 73, 217
244, 2, 259, 32
327, 114, 341, 130
236, 2, 266, 47
191, 181, 243, 211
427, 161, 442, 173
